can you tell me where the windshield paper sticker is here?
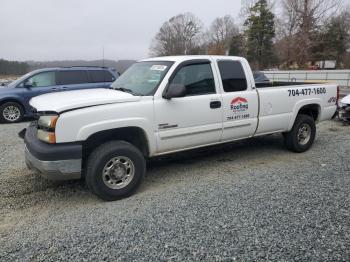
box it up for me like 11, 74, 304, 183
150, 65, 168, 71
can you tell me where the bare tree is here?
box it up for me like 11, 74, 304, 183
150, 13, 204, 57
282, 0, 300, 36
274, 0, 302, 67
278, 0, 341, 67
207, 15, 239, 55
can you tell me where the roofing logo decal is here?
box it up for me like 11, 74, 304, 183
231, 97, 249, 112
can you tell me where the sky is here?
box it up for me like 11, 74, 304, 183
0, 0, 243, 61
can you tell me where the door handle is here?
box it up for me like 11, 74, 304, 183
210, 101, 221, 109
51, 87, 60, 91
61, 86, 68, 91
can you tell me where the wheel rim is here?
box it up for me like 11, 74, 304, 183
102, 156, 135, 189
3, 105, 21, 122
297, 123, 311, 145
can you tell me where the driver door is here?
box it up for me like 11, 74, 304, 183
154, 60, 223, 154
21, 71, 59, 105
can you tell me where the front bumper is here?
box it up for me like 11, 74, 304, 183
25, 146, 81, 180
339, 106, 350, 119
24, 125, 82, 181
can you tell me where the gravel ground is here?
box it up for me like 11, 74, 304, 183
0, 120, 349, 261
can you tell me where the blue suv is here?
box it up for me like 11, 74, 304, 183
0, 67, 118, 123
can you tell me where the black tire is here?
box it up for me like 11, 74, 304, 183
284, 114, 316, 153
85, 141, 146, 201
0, 102, 24, 123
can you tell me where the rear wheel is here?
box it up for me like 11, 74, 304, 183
85, 141, 146, 201
0, 102, 24, 123
284, 114, 316, 153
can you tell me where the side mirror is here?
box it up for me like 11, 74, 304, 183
23, 81, 33, 88
163, 83, 186, 100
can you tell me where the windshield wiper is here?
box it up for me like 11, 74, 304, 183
113, 87, 142, 96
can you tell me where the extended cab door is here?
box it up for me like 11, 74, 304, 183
216, 59, 259, 141
154, 60, 223, 154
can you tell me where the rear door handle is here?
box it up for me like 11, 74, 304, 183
61, 86, 69, 91
51, 87, 60, 91
210, 101, 221, 109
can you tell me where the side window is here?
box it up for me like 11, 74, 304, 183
218, 61, 247, 92
25, 71, 56, 87
170, 63, 216, 96
89, 70, 116, 83
56, 71, 89, 85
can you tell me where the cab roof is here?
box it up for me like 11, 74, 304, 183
141, 55, 245, 63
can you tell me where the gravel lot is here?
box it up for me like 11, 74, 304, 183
0, 120, 349, 261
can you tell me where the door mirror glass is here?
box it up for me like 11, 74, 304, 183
23, 80, 33, 88
163, 83, 186, 99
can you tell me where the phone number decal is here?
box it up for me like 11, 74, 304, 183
227, 114, 250, 121
288, 88, 327, 97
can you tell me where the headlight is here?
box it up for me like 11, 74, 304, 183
37, 115, 58, 144
38, 115, 58, 129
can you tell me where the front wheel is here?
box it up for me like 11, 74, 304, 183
85, 141, 146, 201
0, 102, 24, 123
284, 114, 316, 153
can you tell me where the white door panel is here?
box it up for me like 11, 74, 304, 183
221, 90, 259, 141
154, 94, 223, 153
214, 59, 259, 141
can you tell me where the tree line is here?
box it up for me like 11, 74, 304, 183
0, 59, 29, 75
149, 0, 350, 70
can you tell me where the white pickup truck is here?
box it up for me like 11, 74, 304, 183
24, 56, 338, 200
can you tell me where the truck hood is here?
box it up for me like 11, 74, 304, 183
30, 88, 141, 113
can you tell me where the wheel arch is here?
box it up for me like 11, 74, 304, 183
0, 98, 25, 110
82, 126, 151, 163
0, 98, 26, 122
297, 104, 321, 121
288, 102, 321, 130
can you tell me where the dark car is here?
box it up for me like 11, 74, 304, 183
0, 67, 118, 123
253, 71, 270, 84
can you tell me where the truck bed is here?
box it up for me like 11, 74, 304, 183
255, 82, 338, 135
256, 81, 320, 88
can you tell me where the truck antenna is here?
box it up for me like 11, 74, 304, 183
102, 46, 105, 67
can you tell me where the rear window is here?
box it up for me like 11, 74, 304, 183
89, 70, 116, 83
56, 71, 89, 85
218, 61, 247, 92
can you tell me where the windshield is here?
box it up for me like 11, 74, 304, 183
111, 61, 173, 95
7, 72, 32, 87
